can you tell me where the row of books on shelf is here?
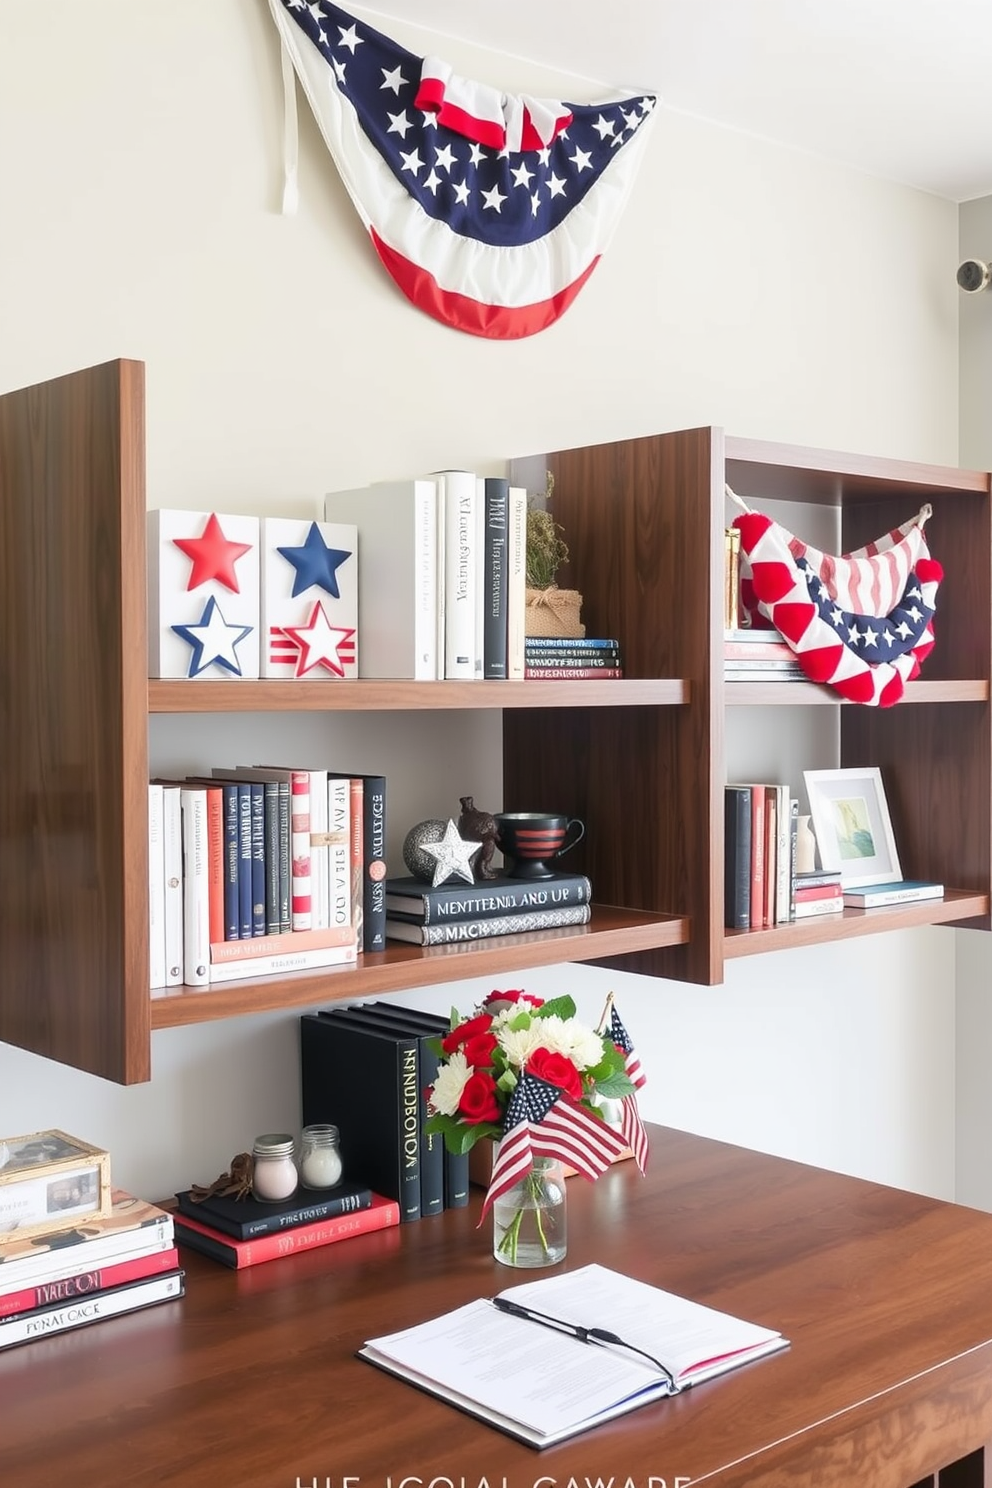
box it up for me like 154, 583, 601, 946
383, 869, 594, 945
723, 627, 805, 681
0, 1128, 185, 1351
148, 764, 386, 988
725, 782, 944, 929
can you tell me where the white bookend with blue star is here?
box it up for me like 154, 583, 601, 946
261, 517, 359, 678
147, 509, 260, 679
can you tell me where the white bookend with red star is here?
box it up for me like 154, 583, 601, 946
148, 510, 260, 680
261, 518, 358, 680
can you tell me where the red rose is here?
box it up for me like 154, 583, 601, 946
461, 1031, 499, 1068
482, 989, 544, 1013
457, 1070, 501, 1124
528, 1046, 582, 1102
442, 1012, 493, 1055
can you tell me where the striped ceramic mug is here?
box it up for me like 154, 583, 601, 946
494, 812, 585, 880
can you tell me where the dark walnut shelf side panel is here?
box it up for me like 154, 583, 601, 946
149, 906, 689, 1029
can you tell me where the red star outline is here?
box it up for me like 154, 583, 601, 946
280, 601, 357, 678
173, 513, 252, 592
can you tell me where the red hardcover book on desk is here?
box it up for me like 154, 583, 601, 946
173, 1192, 400, 1269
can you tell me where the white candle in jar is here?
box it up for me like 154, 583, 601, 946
299, 1124, 343, 1189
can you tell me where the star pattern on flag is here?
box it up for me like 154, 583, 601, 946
796, 557, 933, 658
277, 522, 354, 599
420, 818, 480, 887
279, 601, 356, 677
172, 597, 252, 677
173, 513, 252, 592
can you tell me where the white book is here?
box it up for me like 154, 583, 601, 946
474, 474, 486, 680
180, 786, 210, 986
0, 1270, 184, 1351
360, 1262, 787, 1448
326, 776, 352, 933
0, 1218, 175, 1292
148, 784, 166, 988
207, 942, 357, 983
774, 785, 791, 925
161, 785, 184, 985
308, 768, 329, 930
323, 479, 438, 679
438, 469, 478, 680
842, 879, 944, 908
506, 485, 528, 680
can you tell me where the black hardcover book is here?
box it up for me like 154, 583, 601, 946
483, 476, 509, 680
363, 1002, 470, 1209
301, 1011, 420, 1222
222, 782, 240, 940
724, 785, 752, 930
322, 1006, 443, 1218
174, 1180, 372, 1241
328, 773, 386, 952
237, 783, 252, 939
384, 871, 593, 925
249, 782, 265, 936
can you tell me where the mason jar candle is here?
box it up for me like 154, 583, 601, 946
251, 1134, 298, 1201
298, 1124, 343, 1190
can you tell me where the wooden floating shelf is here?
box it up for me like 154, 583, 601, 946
148, 678, 690, 713
723, 890, 990, 958
724, 679, 989, 706
150, 906, 688, 1030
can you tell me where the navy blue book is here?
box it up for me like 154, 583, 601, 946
724, 785, 752, 930
237, 783, 253, 940
174, 1179, 372, 1240
222, 782, 240, 940
249, 782, 265, 936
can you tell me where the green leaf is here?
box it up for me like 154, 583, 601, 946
592, 1071, 637, 1099
496, 1068, 517, 1093
424, 1111, 502, 1155
535, 995, 576, 1021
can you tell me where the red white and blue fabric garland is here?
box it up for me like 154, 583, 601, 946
267, 0, 657, 339
729, 488, 942, 707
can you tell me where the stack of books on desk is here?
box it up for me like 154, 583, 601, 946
792, 869, 844, 918
524, 637, 623, 679
171, 1180, 399, 1269
0, 1189, 182, 1351
384, 871, 594, 945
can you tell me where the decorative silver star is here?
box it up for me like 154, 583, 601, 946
420, 818, 480, 887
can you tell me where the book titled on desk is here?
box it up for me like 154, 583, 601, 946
0, 1189, 174, 1288
360, 1262, 788, 1449
174, 1181, 372, 1241
173, 1193, 400, 1269
384, 872, 593, 925
0, 1269, 185, 1352
386, 903, 592, 945
842, 880, 944, 908
0, 1245, 180, 1322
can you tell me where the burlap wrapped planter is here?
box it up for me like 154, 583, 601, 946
524, 587, 585, 639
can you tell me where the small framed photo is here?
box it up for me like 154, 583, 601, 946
803, 767, 903, 887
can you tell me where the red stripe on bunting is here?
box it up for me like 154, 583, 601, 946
371, 230, 600, 340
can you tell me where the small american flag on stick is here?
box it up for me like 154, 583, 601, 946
481, 1072, 627, 1220
602, 993, 649, 1175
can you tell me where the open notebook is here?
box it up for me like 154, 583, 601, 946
359, 1262, 788, 1448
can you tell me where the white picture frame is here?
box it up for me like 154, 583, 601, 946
803, 767, 903, 887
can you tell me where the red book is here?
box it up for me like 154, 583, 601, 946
763, 792, 777, 929
523, 667, 623, 679
0, 1245, 180, 1321
172, 1192, 400, 1269
204, 784, 224, 945
793, 881, 844, 903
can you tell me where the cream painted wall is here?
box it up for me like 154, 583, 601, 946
0, 0, 962, 1203
955, 194, 992, 1210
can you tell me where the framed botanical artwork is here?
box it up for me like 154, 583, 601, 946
803, 767, 903, 887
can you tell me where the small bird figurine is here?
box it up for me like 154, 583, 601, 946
457, 796, 499, 879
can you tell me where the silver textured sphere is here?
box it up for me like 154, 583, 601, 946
403, 819, 449, 882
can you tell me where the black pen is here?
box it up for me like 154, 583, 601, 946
491, 1295, 679, 1392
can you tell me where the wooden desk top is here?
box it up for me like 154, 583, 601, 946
4, 1125, 992, 1488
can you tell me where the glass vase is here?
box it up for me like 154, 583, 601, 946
492, 1156, 567, 1268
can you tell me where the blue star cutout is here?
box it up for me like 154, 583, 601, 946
172, 596, 252, 677
277, 522, 353, 598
